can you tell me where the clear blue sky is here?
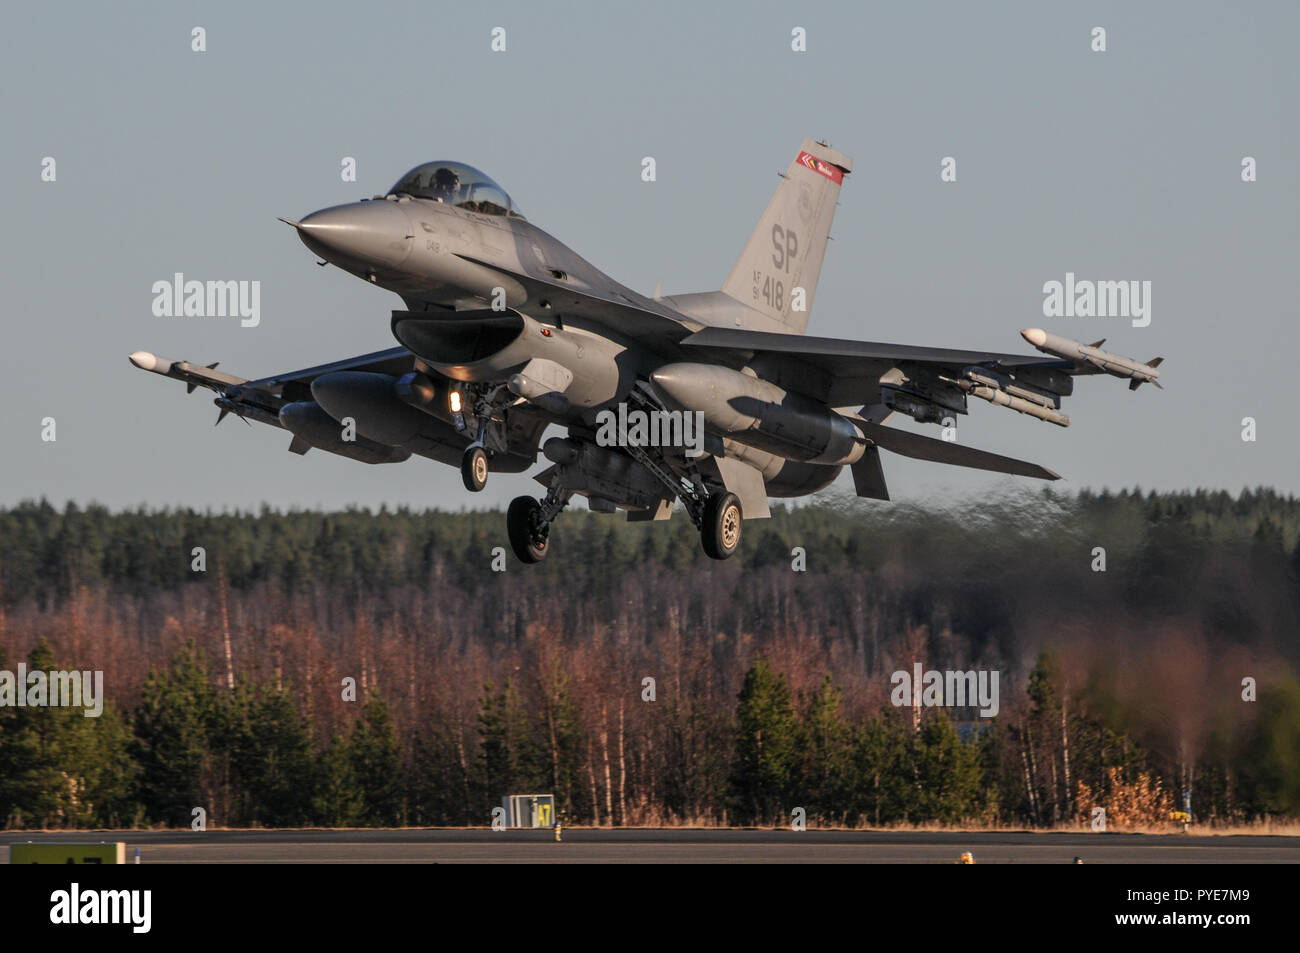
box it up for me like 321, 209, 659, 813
3, 0, 1296, 511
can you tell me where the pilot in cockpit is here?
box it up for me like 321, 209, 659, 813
430, 167, 460, 204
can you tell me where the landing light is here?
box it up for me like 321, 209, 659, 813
449, 390, 463, 414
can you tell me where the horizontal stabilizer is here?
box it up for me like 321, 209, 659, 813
858, 421, 1060, 481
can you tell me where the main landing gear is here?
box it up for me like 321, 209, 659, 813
700, 491, 743, 560
504, 449, 745, 563
619, 430, 744, 561
506, 497, 545, 562
506, 480, 573, 564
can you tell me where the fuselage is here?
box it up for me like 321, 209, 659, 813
291, 165, 841, 499
298, 196, 659, 327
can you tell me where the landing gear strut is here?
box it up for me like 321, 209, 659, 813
460, 392, 508, 493
620, 426, 743, 559
618, 399, 744, 561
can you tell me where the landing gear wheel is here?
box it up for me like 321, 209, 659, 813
461, 446, 489, 492
507, 496, 550, 563
701, 492, 743, 560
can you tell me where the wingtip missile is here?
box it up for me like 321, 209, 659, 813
1020, 329, 1162, 387
129, 350, 170, 374
128, 351, 248, 392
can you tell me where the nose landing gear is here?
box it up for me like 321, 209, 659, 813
458, 389, 509, 493
461, 445, 489, 492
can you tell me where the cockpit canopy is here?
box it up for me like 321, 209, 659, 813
389, 161, 523, 218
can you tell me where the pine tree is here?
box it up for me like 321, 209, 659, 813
351, 694, 403, 825
132, 640, 219, 826
238, 684, 315, 826
729, 658, 799, 825
796, 675, 853, 823
1242, 678, 1300, 817
911, 711, 985, 823
312, 733, 363, 826
477, 682, 515, 808
0, 639, 137, 827
410, 707, 474, 826
853, 711, 912, 826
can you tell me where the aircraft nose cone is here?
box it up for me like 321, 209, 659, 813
295, 201, 413, 268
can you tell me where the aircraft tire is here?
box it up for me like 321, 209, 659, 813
507, 496, 549, 563
462, 446, 489, 492
701, 492, 743, 560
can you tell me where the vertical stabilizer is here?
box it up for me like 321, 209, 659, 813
720, 139, 851, 333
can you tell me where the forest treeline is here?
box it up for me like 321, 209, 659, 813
0, 487, 1297, 829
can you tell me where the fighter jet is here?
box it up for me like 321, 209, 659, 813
130, 141, 1163, 563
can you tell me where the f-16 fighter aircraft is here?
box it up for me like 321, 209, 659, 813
130, 141, 1163, 563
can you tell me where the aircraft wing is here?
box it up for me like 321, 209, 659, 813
674, 325, 1165, 494
682, 326, 1053, 368
129, 346, 421, 427
238, 347, 415, 394
680, 325, 1159, 429
680, 326, 1068, 406
129, 345, 547, 469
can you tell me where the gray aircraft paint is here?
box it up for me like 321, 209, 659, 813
130, 143, 1161, 561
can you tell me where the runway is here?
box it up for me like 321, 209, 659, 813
3, 828, 1297, 863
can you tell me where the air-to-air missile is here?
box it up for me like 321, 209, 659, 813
1020, 329, 1163, 390
948, 370, 1072, 427
129, 351, 246, 391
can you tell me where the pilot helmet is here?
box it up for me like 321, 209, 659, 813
431, 167, 460, 202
